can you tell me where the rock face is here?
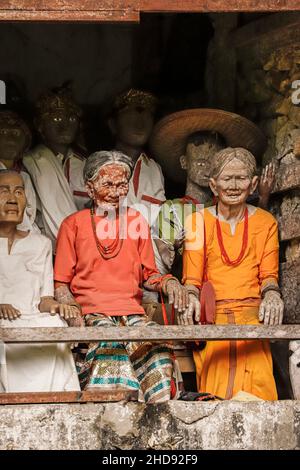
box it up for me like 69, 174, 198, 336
280, 260, 300, 323
0, 401, 300, 450
236, 18, 300, 323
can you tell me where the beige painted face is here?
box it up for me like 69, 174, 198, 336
0, 172, 26, 224
209, 158, 258, 207
180, 141, 223, 187
86, 164, 130, 210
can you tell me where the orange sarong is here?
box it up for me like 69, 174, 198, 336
193, 303, 278, 400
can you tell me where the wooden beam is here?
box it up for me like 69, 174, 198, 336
229, 11, 300, 48
140, 0, 300, 13
0, 1, 139, 22
3, 0, 133, 9
1, 325, 300, 343
1, 1, 300, 22
0, 390, 138, 405
0, 10, 139, 22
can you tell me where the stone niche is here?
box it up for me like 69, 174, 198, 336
235, 13, 300, 323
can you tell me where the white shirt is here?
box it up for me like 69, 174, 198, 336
126, 153, 166, 227
24, 144, 89, 247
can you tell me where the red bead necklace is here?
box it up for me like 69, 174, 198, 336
90, 207, 123, 260
215, 204, 248, 266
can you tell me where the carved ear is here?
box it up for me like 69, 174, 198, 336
180, 155, 187, 170
209, 178, 218, 196
85, 181, 94, 199
250, 175, 259, 194
108, 117, 116, 136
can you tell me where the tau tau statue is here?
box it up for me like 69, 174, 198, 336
108, 88, 166, 227
0, 110, 37, 232
0, 169, 80, 393
150, 108, 275, 273
23, 85, 89, 248
181, 147, 284, 400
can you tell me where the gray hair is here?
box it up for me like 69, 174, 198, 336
210, 147, 257, 179
83, 150, 134, 183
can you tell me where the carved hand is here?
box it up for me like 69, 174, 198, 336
0, 304, 21, 321
259, 290, 284, 325
162, 279, 189, 313
177, 293, 200, 326
258, 161, 276, 208
39, 296, 81, 321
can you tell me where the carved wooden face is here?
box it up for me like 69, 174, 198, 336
86, 164, 130, 210
0, 172, 26, 224
39, 109, 79, 146
0, 124, 27, 162
181, 140, 223, 187
113, 105, 154, 148
209, 158, 258, 207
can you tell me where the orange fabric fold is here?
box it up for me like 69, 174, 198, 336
193, 305, 277, 400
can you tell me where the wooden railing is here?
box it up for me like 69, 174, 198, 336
1, 325, 300, 405
1, 325, 300, 343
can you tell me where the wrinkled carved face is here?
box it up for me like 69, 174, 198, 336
86, 164, 130, 210
209, 158, 258, 207
181, 140, 223, 187
0, 172, 26, 224
39, 110, 79, 146
0, 125, 27, 162
113, 105, 154, 148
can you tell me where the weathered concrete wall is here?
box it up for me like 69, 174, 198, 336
0, 401, 300, 450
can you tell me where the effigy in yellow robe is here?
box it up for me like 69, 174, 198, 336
182, 205, 278, 400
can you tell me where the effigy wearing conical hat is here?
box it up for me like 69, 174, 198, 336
149, 108, 267, 184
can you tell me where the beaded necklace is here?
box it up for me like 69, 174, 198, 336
215, 204, 248, 266
90, 206, 123, 260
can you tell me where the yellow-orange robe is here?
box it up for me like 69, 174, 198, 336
182, 205, 278, 400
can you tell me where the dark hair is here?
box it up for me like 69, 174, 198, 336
186, 130, 227, 148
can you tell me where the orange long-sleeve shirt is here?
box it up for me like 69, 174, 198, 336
54, 208, 159, 315
182, 206, 279, 301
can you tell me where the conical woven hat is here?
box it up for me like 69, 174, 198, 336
149, 108, 267, 184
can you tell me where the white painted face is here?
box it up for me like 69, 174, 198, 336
209, 158, 258, 207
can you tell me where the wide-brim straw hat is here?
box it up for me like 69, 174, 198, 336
149, 108, 267, 184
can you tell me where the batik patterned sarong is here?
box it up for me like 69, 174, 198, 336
76, 314, 173, 403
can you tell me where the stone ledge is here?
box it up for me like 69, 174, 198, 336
0, 401, 299, 450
